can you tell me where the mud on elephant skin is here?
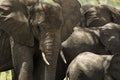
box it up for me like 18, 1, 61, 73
66, 52, 113, 80
0, 1, 62, 80
80, 4, 120, 27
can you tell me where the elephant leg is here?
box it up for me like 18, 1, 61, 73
11, 41, 34, 80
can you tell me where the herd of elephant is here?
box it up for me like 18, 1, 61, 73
0, 0, 120, 80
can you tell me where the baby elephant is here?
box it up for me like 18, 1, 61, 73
66, 52, 114, 80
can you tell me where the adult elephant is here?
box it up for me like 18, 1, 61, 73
33, 0, 81, 79
0, 0, 81, 80
56, 23, 120, 80
80, 4, 120, 27
0, 1, 63, 80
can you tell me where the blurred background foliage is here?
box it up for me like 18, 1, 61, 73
0, 0, 120, 80
43, 0, 120, 8
79, 0, 120, 8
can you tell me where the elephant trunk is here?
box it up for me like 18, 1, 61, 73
40, 32, 60, 80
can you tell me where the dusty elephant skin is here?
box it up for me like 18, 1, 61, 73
80, 4, 120, 27
0, 1, 62, 80
66, 52, 113, 80
0, 0, 81, 80
56, 23, 120, 80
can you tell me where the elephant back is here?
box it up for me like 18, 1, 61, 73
0, 1, 34, 46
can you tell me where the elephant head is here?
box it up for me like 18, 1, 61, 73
80, 5, 120, 27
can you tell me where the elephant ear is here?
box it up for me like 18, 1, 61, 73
79, 5, 95, 27
106, 5, 120, 24
53, 0, 81, 41
99, 23, 120, 54
0, 1, 34, 46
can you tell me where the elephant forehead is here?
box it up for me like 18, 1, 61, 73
34, 2, 61, 12
33, 3, 63, 28
34, 3, 62, 18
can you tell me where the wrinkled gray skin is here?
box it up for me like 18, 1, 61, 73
66, 52, 113, 80
80, 4, 120, 27
56, 23, 120, 80
0, 0, 81, 80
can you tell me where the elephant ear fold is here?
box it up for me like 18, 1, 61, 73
99, 23, 120, 54
106, 5, 120, 24
53, 0, 81, 41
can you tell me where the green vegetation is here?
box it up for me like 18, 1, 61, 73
44, 0, 53, 2
0, 70, 12, 80
0, 0, 120, 80
79, 0, 120, 8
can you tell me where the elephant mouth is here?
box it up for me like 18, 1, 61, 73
41, 51, 67, 65
39, 31, 67, 65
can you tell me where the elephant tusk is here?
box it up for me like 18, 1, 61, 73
42, 52, 50, 65
60, 51, 67, 64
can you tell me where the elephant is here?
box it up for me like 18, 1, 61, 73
66, 52, 113, 80
80, 4, 120, 27
0, 1, 63, 80
0, 0, 81, 80
56, 23, 120, 80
